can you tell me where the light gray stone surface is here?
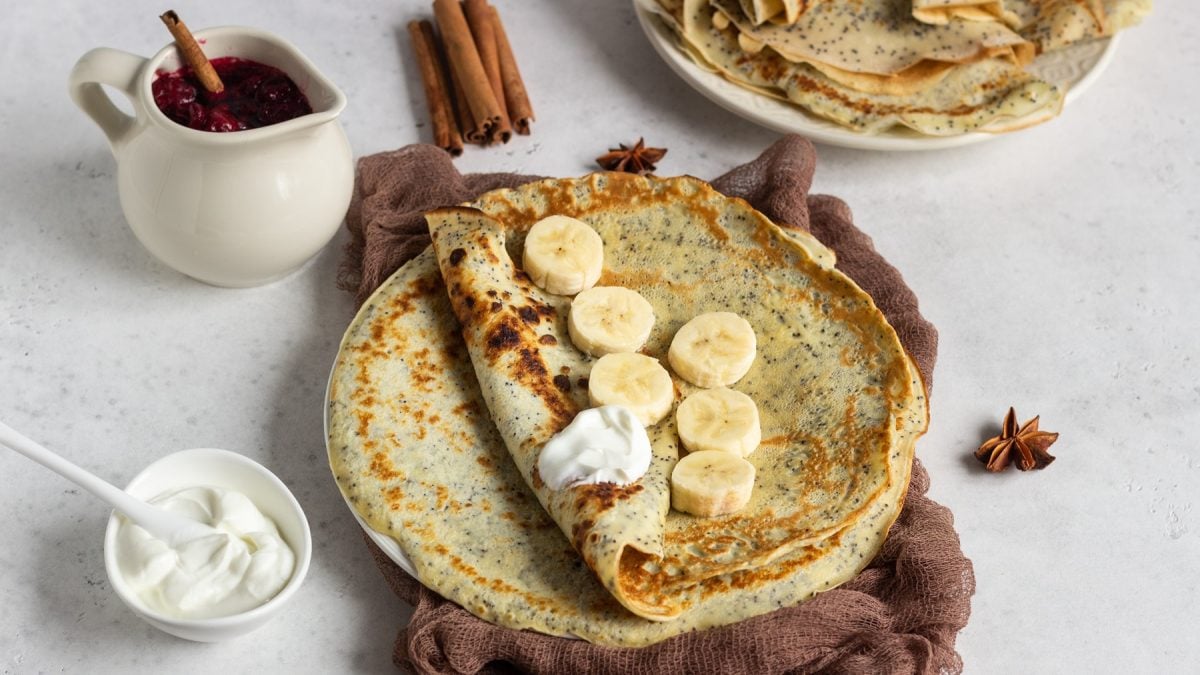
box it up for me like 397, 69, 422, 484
0, 1, 1195, 672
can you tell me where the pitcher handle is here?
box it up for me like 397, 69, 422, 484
68, 48, 148, 152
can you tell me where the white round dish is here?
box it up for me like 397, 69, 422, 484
103, 448, 312, 642
632, 0, 1119, 151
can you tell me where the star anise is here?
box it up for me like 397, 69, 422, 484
975, 407, 1059, 472
596, 138, 667, 174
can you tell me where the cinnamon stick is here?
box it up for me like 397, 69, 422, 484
490, 5, 534, 135
408, 20, 464, 156
432, 0, 502, 141
159, 10, 223, 94
449, 58, 484, 144
462, 0, 512, 143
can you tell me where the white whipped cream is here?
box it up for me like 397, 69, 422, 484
115, 486, 295, 619
538, 405, 652, 490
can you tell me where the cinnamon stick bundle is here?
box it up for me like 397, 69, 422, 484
159, 10, 223, 94
407, 20, 464, 156
432, 0, 502, 142
409, 1, 534, 150
490, 5, 534, 135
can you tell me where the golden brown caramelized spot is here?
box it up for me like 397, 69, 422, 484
451, 400, 479, 417
516, 348, 548, 377
369, 451, 403, 481
384, 274, 441, 315
355, 410, 373, 437
538, 334, 557, 346
552, 374, 572, 393
385, 486, 404, 511
485, 319, 522, 354
410, 369, 436, 391
448, 248, 467, 266
571, 518, 596, 553
573, 481, 645, 515
518, 305, 539, 324
490, 337, 577, 431
491, 301, 504, 313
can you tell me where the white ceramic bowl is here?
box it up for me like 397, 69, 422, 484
103, 448, 312, 642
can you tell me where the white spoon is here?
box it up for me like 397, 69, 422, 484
0, 421, 217, 545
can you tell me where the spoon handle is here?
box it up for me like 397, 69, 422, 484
0, 421, 213, 543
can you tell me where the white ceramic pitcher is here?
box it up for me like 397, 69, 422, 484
69, 27, 353, 287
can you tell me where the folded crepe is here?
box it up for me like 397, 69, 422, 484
912, 0, 1018, 26
647, 0, 1149, 136
710, 0, 1036, 75
420, 174, 925, 623
737, 0, 815, 24
1007, 0, 1152, 52
657, 0, 1063, 134
654, 0, 961, 96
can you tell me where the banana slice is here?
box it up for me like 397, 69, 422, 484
737, 33, 766, 54
675, 387, 761, 457
522, 215, 604, 296
667, 312, 757, 388
670, 450, 756, 517
568, 286, 656, 356
587, 353, 675, 427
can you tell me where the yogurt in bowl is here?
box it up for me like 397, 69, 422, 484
103, 448, 311, 642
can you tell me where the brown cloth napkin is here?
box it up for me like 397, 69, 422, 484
339, 136, 974, 674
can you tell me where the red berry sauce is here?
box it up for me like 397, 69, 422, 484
152, 57, 313, 132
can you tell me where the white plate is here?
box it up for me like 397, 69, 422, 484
633, 0, 1119, 151
323, 365, 419, 577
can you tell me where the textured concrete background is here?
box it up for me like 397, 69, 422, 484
1, 1, 1195, 672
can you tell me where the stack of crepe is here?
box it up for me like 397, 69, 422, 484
645, 0, 1151, 135
328, 173, 929, 645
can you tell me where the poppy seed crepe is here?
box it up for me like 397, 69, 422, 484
329, 174, 927, 644
423, 174, 925, 621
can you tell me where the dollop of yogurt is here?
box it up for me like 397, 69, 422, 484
538, 405, 652, 489
115, 486, 295, 619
